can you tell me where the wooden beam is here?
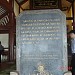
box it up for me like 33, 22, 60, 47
19, 5, 26, 11
15, 0, 20, 6
15, 0, 25, 11
20, 0, 28, 5
66, 17, 73, 20
66, 0, 74, 3
67, 4, 72, 12
0, 30, 9, 33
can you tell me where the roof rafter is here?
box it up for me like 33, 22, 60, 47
0, 0, 13, 12
15, 0, 25, 11
0, 11, 8, 19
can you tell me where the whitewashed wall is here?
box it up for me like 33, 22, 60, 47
0, 34, 9, 48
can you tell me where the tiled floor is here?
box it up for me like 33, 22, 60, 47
0, 56, 72, 75
0, 62, 16, 75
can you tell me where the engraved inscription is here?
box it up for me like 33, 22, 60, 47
20, 19, 61, 44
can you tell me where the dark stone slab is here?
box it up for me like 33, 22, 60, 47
16, 9, 68, 75
30, 0, 59, 9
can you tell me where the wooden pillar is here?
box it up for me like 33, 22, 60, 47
9, 0, 14, 9
8, 0, 15, 61
74, 1, 75, 22
58, 0, 62, 9
9, 28, 14, 61
72, 1, 75, 30
72, 1, 74, 22
73, 22, 75, 30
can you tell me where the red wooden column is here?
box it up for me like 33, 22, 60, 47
9, 28, 14, 61
73, 22, 75, 30
8, 14, 15, 61
8, 0, 15, 61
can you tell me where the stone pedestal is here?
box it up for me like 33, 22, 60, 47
64, 71, 72, 75
10, 72, 18, 75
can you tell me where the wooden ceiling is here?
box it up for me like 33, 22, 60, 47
0, 0, 74, 19
0, 0, 14, 26
0, 6, 6, 16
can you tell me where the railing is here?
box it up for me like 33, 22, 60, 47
1, 50, 8, 62
0, 14, 9, 26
